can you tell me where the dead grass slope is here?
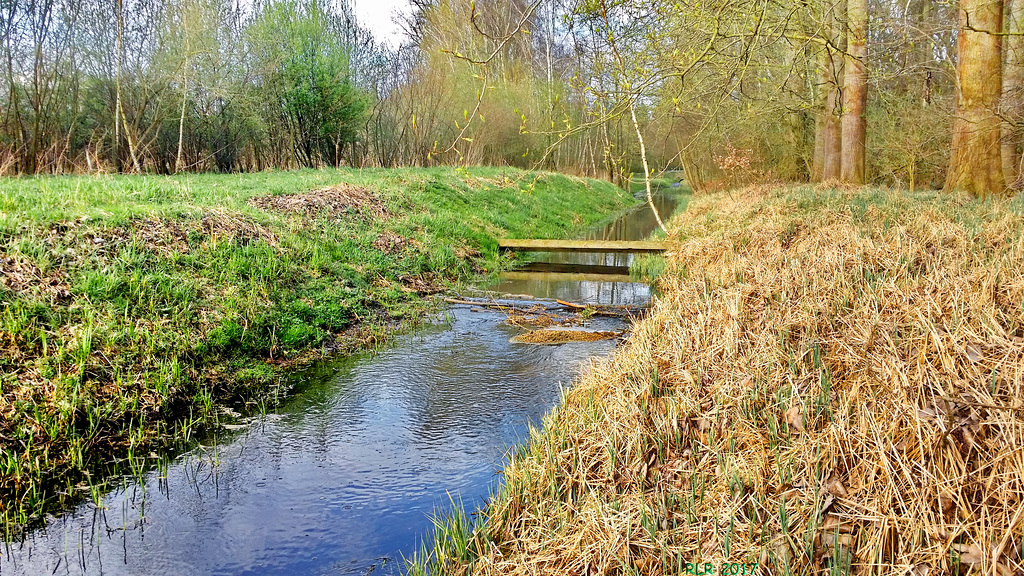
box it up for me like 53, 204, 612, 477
460, 186, 1024, 576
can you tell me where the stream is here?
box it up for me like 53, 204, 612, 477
1, 191, 684, 576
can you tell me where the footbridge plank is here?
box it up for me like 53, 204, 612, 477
498, 239, 667, 254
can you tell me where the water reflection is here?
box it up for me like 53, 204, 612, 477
488, 193, 685, 305
1, 309, 624, 576
1, 190, 688, 575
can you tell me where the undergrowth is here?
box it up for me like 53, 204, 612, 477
0, 166, 634, 532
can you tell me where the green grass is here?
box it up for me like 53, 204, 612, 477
0, 166, 635, 531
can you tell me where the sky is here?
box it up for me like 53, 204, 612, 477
350, 0, 413, 47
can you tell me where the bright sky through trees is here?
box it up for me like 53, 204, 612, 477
1, 0, 1021, 197
352, 0, 412, 46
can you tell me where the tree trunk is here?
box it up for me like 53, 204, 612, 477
628, 101, 667, 233
115, 0, 123, 173
811, 111, 826, 181
680, 152, 704, 193
785, 34, 810, 181
176, 10, 191, 175
176, 59, 188, 173
822, 1, 845, 181
809, 4, 828, 182
1002, 0, 1023, 188
119, 104, 143, 173
841, 0, 867, 183
944, 0, 1005, 196
823, 58, 843, 180
919, 0, 934, 106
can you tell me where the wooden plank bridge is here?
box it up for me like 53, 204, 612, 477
497, 239, 667, 254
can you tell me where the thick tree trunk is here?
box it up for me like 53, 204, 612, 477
944, 0, 1005, 196
841, 0, 867, 183
681, 152, 704, 194
1002, 0, 1023, 187
822, 1, 845, 181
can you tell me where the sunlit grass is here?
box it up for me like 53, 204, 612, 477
0, 166, 635, 532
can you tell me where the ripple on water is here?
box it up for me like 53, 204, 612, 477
2, 192, 684, 575
1, 307, 623, 576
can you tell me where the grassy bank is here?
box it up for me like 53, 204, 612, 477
419, 185, 1024, 575
0, 166, 634, 530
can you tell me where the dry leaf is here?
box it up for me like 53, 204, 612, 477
937, 495, 955, 517
825, 473, 849, 497
774, 537, 792, 565
821, 515, 856, 534
785, 406, 805, 434
952, 543, 984, 565
826, 533, 853, 547
965, 343, 983, 363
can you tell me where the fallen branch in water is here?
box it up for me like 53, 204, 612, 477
554, 299, 642, 317
444, 296, 643, 318
443, 297, 559, 312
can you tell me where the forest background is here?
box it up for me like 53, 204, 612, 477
1, 0, 1022, 197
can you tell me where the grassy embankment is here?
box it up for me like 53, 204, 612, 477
0, 166, 635, 530
417, 185, 1024, 575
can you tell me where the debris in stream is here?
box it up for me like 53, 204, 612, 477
443, 296, 644, 318
511, 328, 622, 344
443, 296, 633, 343
503, 304, 582, 328
504, 311, 561, 328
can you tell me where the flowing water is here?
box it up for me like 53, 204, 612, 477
1, 192, 684, 576
488, 192, 680, 305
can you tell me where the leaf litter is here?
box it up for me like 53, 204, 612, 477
248, 183, 390, 219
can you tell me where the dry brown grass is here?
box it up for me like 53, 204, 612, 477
504, 305, 580, 329
128, 211, 280, 254
512, 328, 621, 344
453, 186, 1024, 576
0, 254, 71, 300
